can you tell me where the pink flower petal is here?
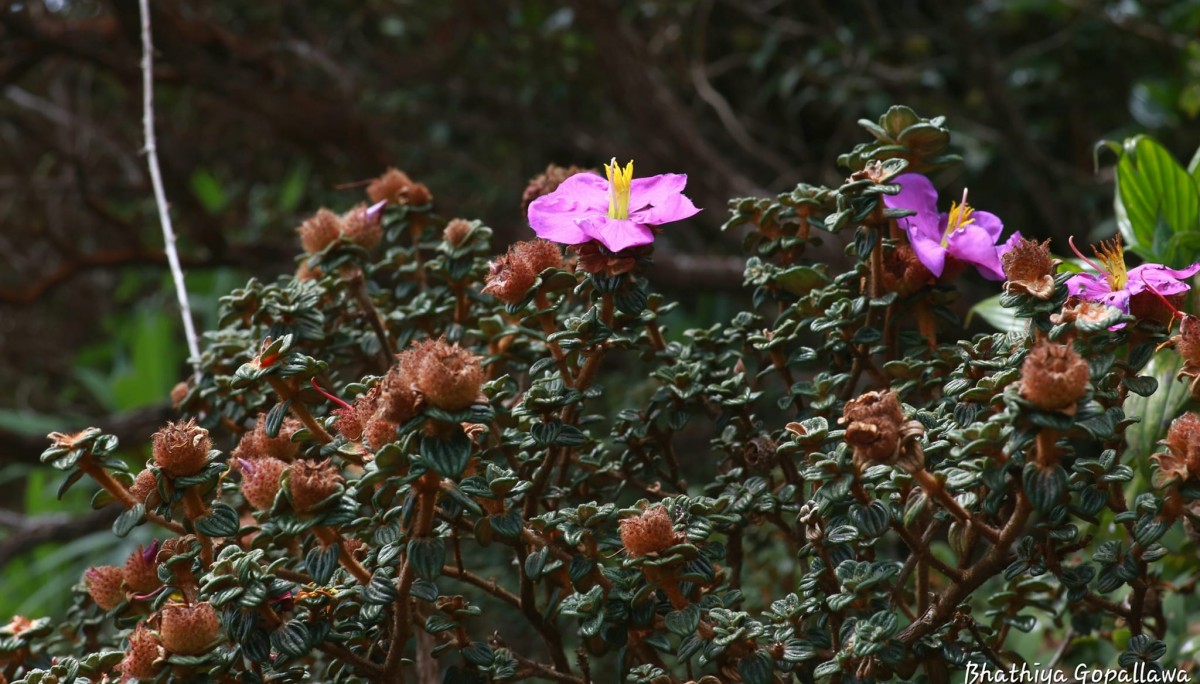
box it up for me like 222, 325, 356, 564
527, 172, 612, 245
946, 224, 1005, 280
908, 231, 947, 278
883, 174, 940, 242
970, 210, 1004, 242
630, 174, 688, 209
629, 193, 700, 226
579, 216, 655, 253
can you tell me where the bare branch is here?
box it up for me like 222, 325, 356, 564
138, 0, 201, 382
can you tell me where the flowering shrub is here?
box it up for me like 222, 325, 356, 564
8, 106, 1200, 683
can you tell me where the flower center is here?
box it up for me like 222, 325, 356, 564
941, 189, 975, 247
1070, 235, 1128, 291
605, 158, 634, 220
1092, 237, 1128, 291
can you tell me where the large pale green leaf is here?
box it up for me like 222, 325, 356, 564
967, 294, 1024, 334
1124, 350, 1189, 459
1112, 135, 1200, 267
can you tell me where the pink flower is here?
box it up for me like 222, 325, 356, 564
526, 160, 700, 252
882, 173, 1012, 280
1065, 236, 1200, 314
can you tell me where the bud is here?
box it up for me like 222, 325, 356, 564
619, 507, 680, 557
130, 468, 162, 508
443, 218, 473, 247
4, 615, 33, 636
170, 381, 189, 408
288, 459, 344, 513
1019, 340, 1089, 412
334, 386, 379, 441
84, 565, 126, 610
521, 164, 587, 211
151, 419, 211, 478
239, 457, 288, 510
296, 208, 344, 255
1176, 316, 1200, 367
364, 417, 400, 452
1159, 412, 1200, 483
840, 390, 905, 466
409, 338, 485, 411
159, 601, 220, 656
231, 414, 301, 463
881, 244, 932, 297
512, 239, 565, 274
341, 202, 384, 250
123, 542, 162, 594
367, 167, 432, 206
481, 252, 536, 305
376, 364, 422, 424
1001, 237, 1057, 300
118, 622, 162, 680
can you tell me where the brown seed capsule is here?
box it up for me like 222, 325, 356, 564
376, 361, 422, 424
512, 239, 565, 274
364, 417, 400, 452
1176, 316, 1200, 367
443, 218, 473, 247
84, 565, 126, 610
841, 390, 905, 466
231, 414, 301, 463
130, 469, 162, 508
159, 602, 220, 656
521, 164, 589, 211
481, 252, 537, 305
123, 542, 163, 594
367, 167, 432, 206
341, 202, 384, 250
409, 338, 485, 412
239, 457, 288, 510
1159, 412, 1200, 483
1019, 340, 1089, 412
619, 507, 680, 557
170, 381, 189, 408
1001, 237, 1057, 300
297, 208, 344, 255
573, 241, 648, 276
288, 459, 344, 513
151, 419, 211, 477
742, 436, 779, 471
118, 622, 162, 680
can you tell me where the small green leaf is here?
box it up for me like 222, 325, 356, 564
407, 537, 446, 580
113, 504, 146, 538
194, 502, 241, 537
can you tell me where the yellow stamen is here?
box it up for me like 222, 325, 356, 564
605, 158, 634, 220
941, 188, 976, 246
1092, 236, 1128, 291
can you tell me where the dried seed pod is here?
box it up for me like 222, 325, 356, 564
408, 338, 485, 412
367, 167, 432, 206
288, 459, 344, 513
443, 218, 473, 247
1001, 237, 1057, 300
521, 164, 588, 211
1019, 340, 1089, 412
342, 202, 383, 250
151, 419, 211, 477
841, 390, 905, 466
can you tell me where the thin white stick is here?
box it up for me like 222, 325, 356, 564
139, 0, 202, 382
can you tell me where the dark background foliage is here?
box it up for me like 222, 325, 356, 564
0, 0, 1198, 618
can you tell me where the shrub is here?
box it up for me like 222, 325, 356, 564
7, 106, 1200, 682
